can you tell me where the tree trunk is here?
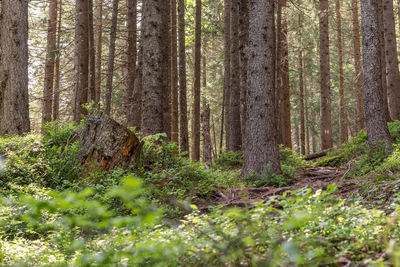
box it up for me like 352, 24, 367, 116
141, 0, 169, 136
73, 0, 89, 122
88, 0, 96, 103
336, 0, 347, 144
191, 0, 202, 161
360, 0, 392, 147
382, 0, 400, 120
42, 0, 58, 126
0, 0, 31, 135
351, 0, 366, 131
104, 0, 119, 117
239, 0, 249, 147
171, 0, 179, 144
95, 0, 103, 105
243, 0, 281, 175
178, 0, 189, 154
224, 0, 231, 150
129, 39, 143, 130
125, 0, 137, 126
229, 0, 242, 151
319, 0, 333, 150
53, 0, 63, 121
163, 0, 172, 139
298, 14, 306, 155
202, 102, 212, 169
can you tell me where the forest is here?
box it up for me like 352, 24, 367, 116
2, 0, 400, 265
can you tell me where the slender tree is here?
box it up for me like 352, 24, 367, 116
239, 0, 249, 144
360, 0, 392, 147
53, 0, 63, 120
243, 0, 281, 175
95, 0, 103, 105
171, 0, 179, 144
223, 0, 231, 150
298, 14, 306, 155
0, 0, 31, 134
42, 0, 58, 125
88, 0, 96, 103
163, 0, 172, 139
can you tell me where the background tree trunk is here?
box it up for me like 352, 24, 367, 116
202, 101, 212, 169
239, 0, 249, 147
298, 14, 306, 155
95, 0, 103, 106
163, 0, 171, 139
223, 0, 231, 151
53, 0, 63, 121
171, 0, 179, 144
88, 0, 96, 103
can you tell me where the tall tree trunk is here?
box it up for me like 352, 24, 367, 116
125, 0, 137, 126
42, 0, 58, 126
243, 0, 281, 175
280, 0, 292, 149
202, 101, 212, 169
88, 0, 96, 103
171, 0, 179, 143
130, 41, 143, 130
298, 14, 306, 155
163, 0, 172, 139
178, 0, 189, 154
73, 0, 89, 122
53, 0, 63, 121
352, 0, 366, 131
382, 0, 400, 120
0, 0, 30, 135
360, 0, 392, 147
191, 0, 202, 161
319, 0, 333, 150
229, 0, 242, 151
276, 0, 282, 145
336, 0, 347, 143
104, 0, 119, 117
141, 0, 169, 135
95, 0, 103, 105
239, 0, 249, 147
223, 0, 231, 150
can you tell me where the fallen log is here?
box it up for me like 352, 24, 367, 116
305, 148, 334, 161
77, 115, 143, 171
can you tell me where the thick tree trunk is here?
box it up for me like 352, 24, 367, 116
202, 102, 212, 169
351, 0, 366, 131
360, 0, 392, 147
42, 0, 58, 125
0, 0, 31, 135
298, 14, 306, 155
319, 0, 333, 150
239, 0, 249, 146
191, 0, 202, 161
171, 0, 179, 144
382, 0, 400, 120
95, 0, 103, 105
73, 0, 89, 122
141, 0, 169, 136
125, 0, 137, 126
223, 0, 231, 150
88, 0, 96, 103
229, 0, 242, 151
178, 0, 189, 154
104, 0, 119, 117
243, 0, 281, 175
53, 0, 63, 121
336, 0, 347, 144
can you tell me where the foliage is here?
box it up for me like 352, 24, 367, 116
213, 150, 244, 170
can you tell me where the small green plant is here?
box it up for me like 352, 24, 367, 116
213, 150, 243, 170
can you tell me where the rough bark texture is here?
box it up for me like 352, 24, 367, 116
0, 0, 31, 135
298, 14, 306, 155
129, 41, 143, 129
42, 0, 58, 125
88, 0, 96, 103
351, 0, 366, 131
191, 0, 202, 161
360, 0, 392, 147
319, 0, 333, 150
229, 0, 242, 151
239, 0, 249, 146
163, 0, 172, 139
224, 0, 231, 150
382, 0, 400, 120
171, 0, 179, 144
95, 0, 103, 105
53, 0, 63, 121
125, 0, 137, 126
178, 0, 189, 154
78, 116, 142, 171
104, 0, 119, 116
243, 0, 281, 175
73, 0, 89, 122
141, 0, 169, 136
202, 102, 212, 169
336, 0, 347, 144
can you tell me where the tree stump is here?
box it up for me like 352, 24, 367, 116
77, 115, 142, 171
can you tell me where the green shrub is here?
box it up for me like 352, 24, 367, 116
213, 150, 243, 170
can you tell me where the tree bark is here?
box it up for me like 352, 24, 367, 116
319, 0, 333, 150
104, 0, 119, 117
239, 0, 249, 146
243, 0, 281, 175
53, 0, 63, 121
202, 102, 212, 169
42, 0, 58, 126
0, 0, 31, 135
224, 0, 231, 150
178, 0, 189, 154
229, 0, 242, 151
298, 14, 306, 155
163, 0, 172, 139
351, 0, 366, 131
171, 0, 179, 144
95, 0, 103, 106
88, 0, 96, 103
360, 0, 392, 147
382, 0, 400, 120
73, 0, 89, 122
191, 0, 202, 161
130, 41, 143, 130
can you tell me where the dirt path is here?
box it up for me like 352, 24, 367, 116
202, 167, 362, 209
